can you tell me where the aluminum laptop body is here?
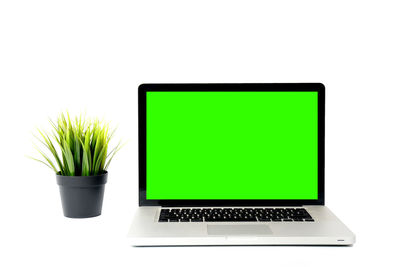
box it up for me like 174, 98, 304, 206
128, 83, 355, 246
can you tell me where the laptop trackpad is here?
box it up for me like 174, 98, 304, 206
207, 225, 272, 236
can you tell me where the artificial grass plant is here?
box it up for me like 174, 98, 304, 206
31, 112, 122, 176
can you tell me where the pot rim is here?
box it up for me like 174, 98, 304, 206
56, 170, 108, 178
56, 171, 108, 187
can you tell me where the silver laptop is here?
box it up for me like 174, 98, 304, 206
128, 83, 355, 246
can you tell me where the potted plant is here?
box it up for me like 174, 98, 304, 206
31, 112, 122, 218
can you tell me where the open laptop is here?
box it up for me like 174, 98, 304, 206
128, 83, 355, 246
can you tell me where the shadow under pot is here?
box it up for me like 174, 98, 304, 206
56, 171, 108, 218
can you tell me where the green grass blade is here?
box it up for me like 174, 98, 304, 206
60, 140, 75, 175
27, 156, 57, 172
92, 132, 102, 171
79, 138, 90, 176
36, 130, 64, 174
74, 134, 81, 175
33, 145, 58, 173
104, 141, 124, 170
93, 145, 107, 175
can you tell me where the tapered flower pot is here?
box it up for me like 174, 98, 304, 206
56, 171, 108, 218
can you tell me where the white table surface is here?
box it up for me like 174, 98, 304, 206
1, 1, 399, 266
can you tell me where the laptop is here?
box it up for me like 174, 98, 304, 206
128, 83, 355, 246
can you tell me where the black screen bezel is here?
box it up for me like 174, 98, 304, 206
138, 83, 325, 206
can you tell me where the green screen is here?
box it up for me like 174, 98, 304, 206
146, 91, 318, 199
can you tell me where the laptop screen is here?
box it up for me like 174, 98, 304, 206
146, 91, 318, 200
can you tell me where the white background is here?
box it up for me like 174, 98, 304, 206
0, 0, 399, 266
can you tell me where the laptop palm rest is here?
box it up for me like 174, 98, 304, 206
207, 225, 272, 236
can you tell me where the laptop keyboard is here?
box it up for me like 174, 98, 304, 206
158, 208, 314, 222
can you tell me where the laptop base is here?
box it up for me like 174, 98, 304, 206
128, 206, 355, 246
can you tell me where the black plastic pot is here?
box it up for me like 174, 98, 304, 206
56, 171, 108, 218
